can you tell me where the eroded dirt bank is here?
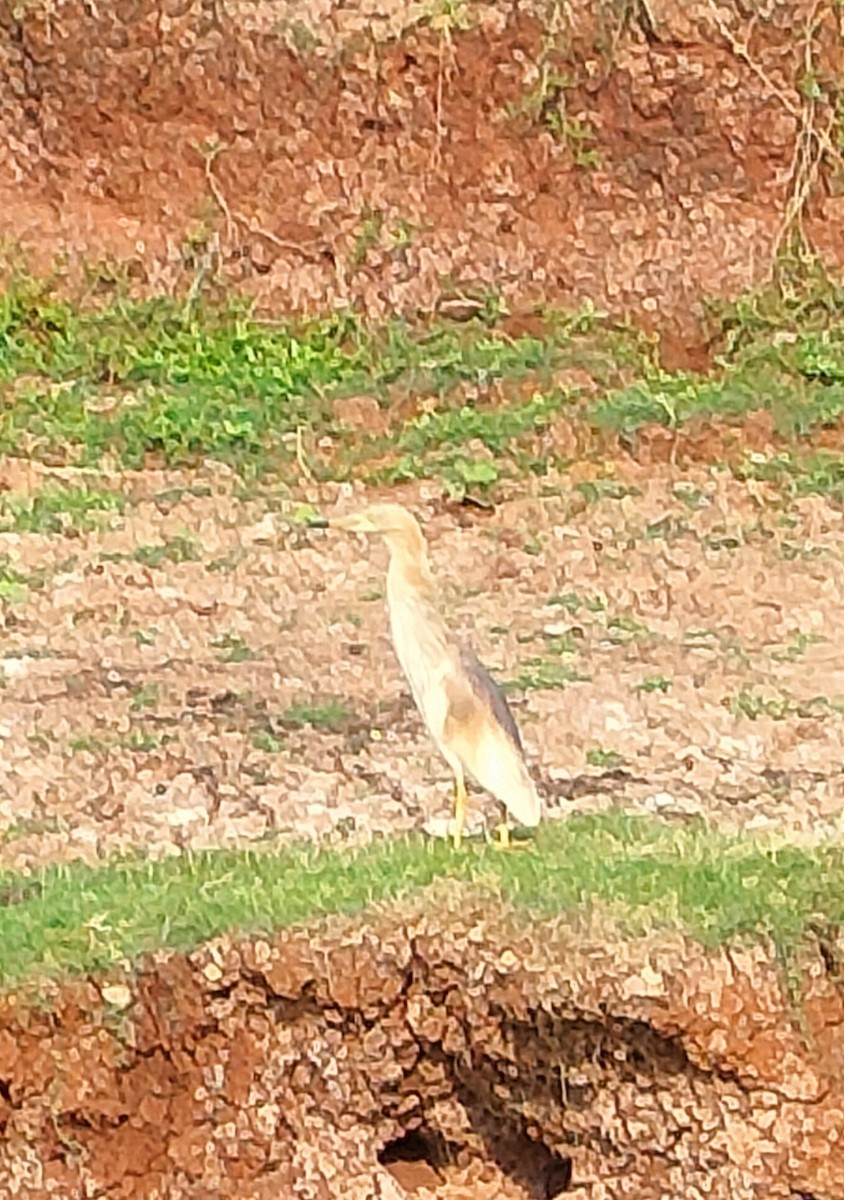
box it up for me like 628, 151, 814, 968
1, 895, 843, 1199
1, 0, 843, 334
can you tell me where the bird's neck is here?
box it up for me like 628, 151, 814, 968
386, 544, 438, 605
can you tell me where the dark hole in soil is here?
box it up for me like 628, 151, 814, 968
379, 1127, 450, 1170
482, 1128, 573, 1200
379, 1127, 451, 1193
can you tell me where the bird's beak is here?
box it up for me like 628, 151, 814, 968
327, 512, 376, 534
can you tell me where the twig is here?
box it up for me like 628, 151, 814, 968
295, 426, 315, 481
201, 141, 239, 246
704, 0, 842, 171
704, 0, 841, 266
431, 6, 459, 171
433, 30, 446, 170
232, 213, 328, 262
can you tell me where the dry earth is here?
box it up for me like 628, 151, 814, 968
2, 459, 844, 868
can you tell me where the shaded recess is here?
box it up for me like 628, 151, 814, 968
0, 895, 843, 1198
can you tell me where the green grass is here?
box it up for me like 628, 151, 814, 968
212, 632, 258, 663
0, 555, 44, 601
6, 275, 844, 500
0, 483, 124, 534
636, 674, 672, 694
0, 281, 618, 477
727, 685, 841, 722
282, 699, 351, 729
1, 811, 843, 987
586, 747, 625, 770
376, 390, 561, 489
68, 729, 174, 755
507, 660, 587, 691
131, 535, 202, 568
738, 449, 844, 505
250, 729, 286, 753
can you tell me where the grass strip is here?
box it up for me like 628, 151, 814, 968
0, 811, 841, 987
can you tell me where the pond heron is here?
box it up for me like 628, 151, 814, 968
318, 503, 542, 849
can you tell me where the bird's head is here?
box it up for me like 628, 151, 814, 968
321, 503, 428, 563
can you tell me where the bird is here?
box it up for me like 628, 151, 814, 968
314, 502, 542, 849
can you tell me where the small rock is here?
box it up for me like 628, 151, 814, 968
101, 983, 133, 1009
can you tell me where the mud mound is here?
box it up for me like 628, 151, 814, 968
1, 0, 843, 332
1, 894, 843, 1198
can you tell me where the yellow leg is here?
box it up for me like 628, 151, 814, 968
491, 814, 534, 851
453, 772, 467, 850
492, 821, 512, 850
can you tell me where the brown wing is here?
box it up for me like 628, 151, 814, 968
452, 642, 524, 755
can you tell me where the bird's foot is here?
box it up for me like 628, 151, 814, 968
489, 822, 535, 850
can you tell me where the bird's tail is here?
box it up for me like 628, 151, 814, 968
503, 773, 542, 828
469, 730, 543, 828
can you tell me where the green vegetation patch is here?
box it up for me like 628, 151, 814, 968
586, 281, 844, 490
6, 273, 844, 499
1, 812, 842, 987
0, 483, 124, 535
0, 281, 619, 477
0, 555, 44, 601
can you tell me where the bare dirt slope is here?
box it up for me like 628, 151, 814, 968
1, 0, 842, 339
2, 898, 844, 1200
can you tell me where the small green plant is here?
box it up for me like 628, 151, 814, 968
0, 484, 124, 535
586, 747, 625, 770
152, 484, 213, 507
0, 557, 41, 602
124, 729, 172, 753
68, 733, 112, 754
509, 67, 600, 168
727, 686, 834, 722
604, 614, 651, 643
2, 815, 62, 844
541, 632, 579, 656
129, 682, 160, 712
251, 729, 286, 754
636, 675, 671, 694
771, 631, 823, 662
575, 479, 640, 504
507, 658, 588, 691
282, 699, 350, 730
351, 206, 384, 267
547, 591, 583, 613
442, 456, 500, 499
212, 632, 258, 663
69, 728, 172, 754
283, 17, 319, 54
549, 591, 607, 615
672, 482, 708, 510
642, 515, 688, 542
133, 535, 202, 568
206, 549, 248, 574
389, 218, 416, 250
739, 451, 844, 507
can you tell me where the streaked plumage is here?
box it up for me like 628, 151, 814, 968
326, 503, 542, 847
